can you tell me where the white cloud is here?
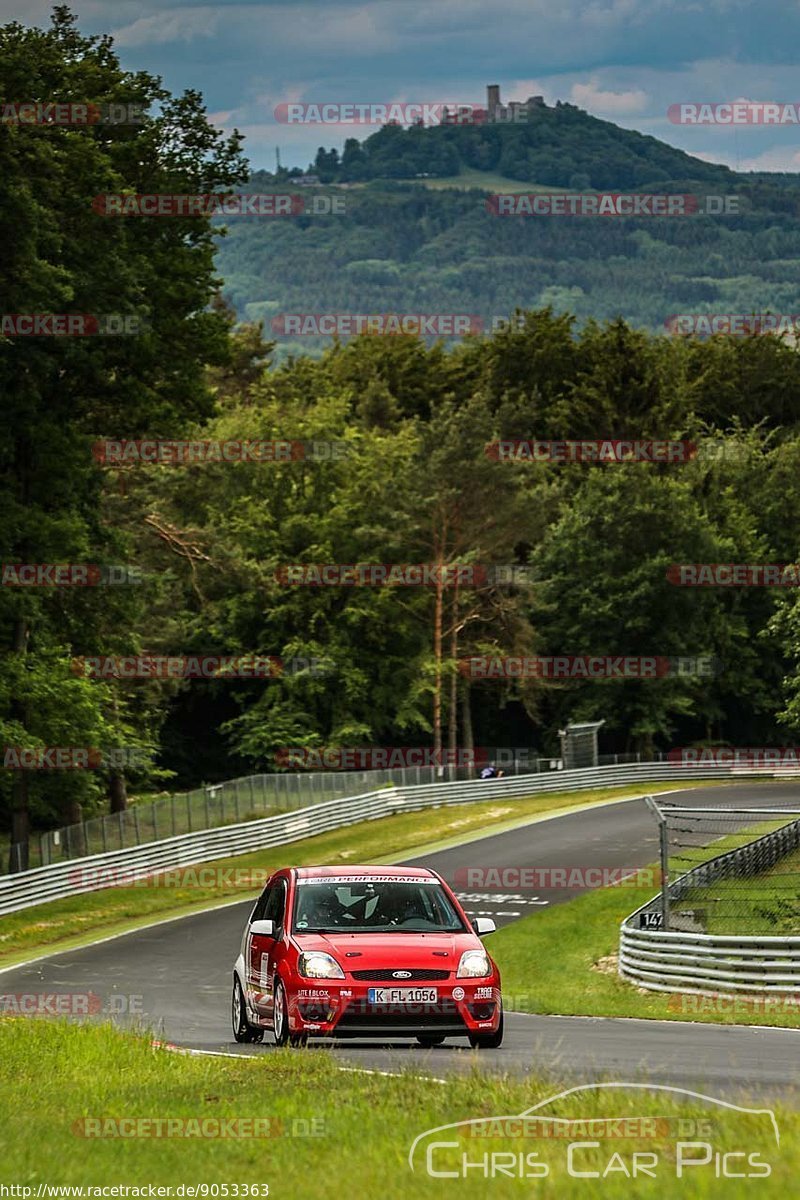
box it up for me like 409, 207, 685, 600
570, 78, 649, 115
725, 147, 800, 171
113, 9, 222, 47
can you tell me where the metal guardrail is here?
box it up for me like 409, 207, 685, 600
2, 759, 799, 918
620, 803, 800, 995
7, 747, 593, 874
619, 926, 800, 995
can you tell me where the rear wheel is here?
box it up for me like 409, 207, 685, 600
468, 1009, 504, 1050
416, 1034, 446, 1047
232, 976, 263, 1044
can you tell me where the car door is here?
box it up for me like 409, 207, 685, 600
247, 878, 287, 1021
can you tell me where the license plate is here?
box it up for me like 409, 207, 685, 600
367, 987, 438, 1004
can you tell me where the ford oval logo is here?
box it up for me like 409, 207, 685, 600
392, 970, 412, 979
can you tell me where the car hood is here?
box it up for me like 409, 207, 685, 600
292, 930, 482, 970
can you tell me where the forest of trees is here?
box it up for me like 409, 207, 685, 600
4, 10, 800, 867
218, 171, 800, 348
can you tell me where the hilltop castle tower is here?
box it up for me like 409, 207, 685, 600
486, 84, 545, 122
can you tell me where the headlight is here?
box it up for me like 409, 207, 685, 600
457, 949, 491, 978
298, 951, 345, 979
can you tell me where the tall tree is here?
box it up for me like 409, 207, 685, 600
0, 6, 247, 866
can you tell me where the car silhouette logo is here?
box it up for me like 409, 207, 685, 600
392, 970, 412, 979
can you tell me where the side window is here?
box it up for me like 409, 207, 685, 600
251, 885, 272, 923
263, 879, 286, 929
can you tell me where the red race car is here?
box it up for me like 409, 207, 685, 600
232, 865, 503, 1048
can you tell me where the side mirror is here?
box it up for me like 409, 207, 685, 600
250, 919, 275, 937
472, 917, 496, 937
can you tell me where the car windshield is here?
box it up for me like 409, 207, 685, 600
293, 877, 466, 933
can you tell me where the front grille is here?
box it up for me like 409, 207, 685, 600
350, 968, 450, 981
335, 999, 466, 1033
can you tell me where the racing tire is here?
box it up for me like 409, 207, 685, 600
232, 976, 264, 1043
273, 979, 291, 1046
416, 1035, 446, 1047
468, 1009, 504, 1050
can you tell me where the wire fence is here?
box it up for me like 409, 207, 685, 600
646, 801, 800, 935
5, 747, 662, 874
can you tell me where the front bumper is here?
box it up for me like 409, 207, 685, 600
284, 979, 501, 1039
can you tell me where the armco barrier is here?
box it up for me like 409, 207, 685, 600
619, 926, 800, 995
1, 760, 798, 917
620, 805, 800, 995
10, 751, 668, 875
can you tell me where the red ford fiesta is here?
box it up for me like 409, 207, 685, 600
232, 865, 503, 1048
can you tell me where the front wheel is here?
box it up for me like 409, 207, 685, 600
468, 1009, 504, 1050
232, 976, 263, 1043
273, 979, 290, 1046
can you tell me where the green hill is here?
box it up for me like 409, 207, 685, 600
310, 100, 738, 190
216, 112, 799, 354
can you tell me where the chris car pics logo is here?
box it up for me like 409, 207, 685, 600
408, 1083, 779, 1181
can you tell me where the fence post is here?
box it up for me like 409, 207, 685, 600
119, 810, 125, 849
132, 805, 141, 845
645, 795, 670, 931
172, 795, 177, 837
152, 801, 158, 841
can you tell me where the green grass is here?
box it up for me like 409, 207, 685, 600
680, 840, 800, 936
0, 1020, 795, 1195
488, 867, 800, 1028
646, 816, 800, 936
413, 167, 562, 193
0, 782, 707, 968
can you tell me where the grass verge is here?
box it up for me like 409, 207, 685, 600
0, 1019, 795, 1195
489, 868, 800, 1028
0, 783, 708, 970
695, 843, 800, 936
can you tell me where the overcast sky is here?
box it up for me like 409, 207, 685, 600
5, 0, 800, 172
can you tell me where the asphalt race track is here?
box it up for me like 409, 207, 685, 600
3, 782, 800, 1100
